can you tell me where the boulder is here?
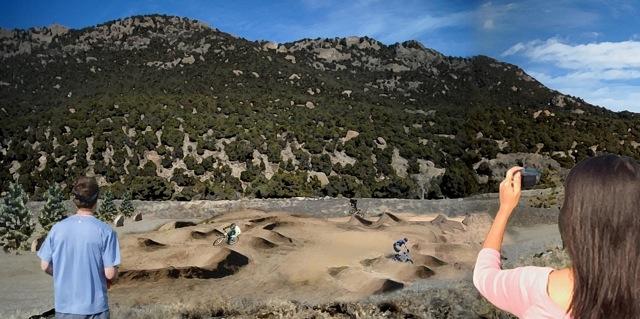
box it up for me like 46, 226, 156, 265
133, 212, 143, 222
181, 55, 195, 64
262, 41, 278, 50
114, 214, 125, 227
284, 55, 296, 64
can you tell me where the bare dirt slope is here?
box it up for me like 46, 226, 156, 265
0, 209, 562, 318
110, 210, 489, 307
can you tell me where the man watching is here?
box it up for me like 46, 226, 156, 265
37, 176, 121, 319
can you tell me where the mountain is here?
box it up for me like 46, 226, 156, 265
1, 15, 639, 201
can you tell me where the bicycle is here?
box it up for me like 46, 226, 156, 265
213, 233, 240, 246
349, 207, 365, 217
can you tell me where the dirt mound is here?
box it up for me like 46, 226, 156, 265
379, 212, 405, 223
414, 254, 447, 267
263, 221, 294, 230
190, 229, 223, 239
119, 249, 249, 283
414, 266, 436, 279
250, 237, 278, 249
137, 238, 166, 251
329, 266, 404, 295
264, 231, 294, 244
159, 221, 197, 231
462, 213, 493, 227
370, 212, 406, 228
430, 214, 465, 232
360, 256, 384, 267
374, 279, 404, 294
249, 216, 279, 224
346, 214, 374, 227
328, 266, 349, 277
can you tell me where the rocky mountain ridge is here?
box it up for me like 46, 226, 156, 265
1, 15, 638, 200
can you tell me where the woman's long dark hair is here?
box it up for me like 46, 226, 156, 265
559, 154, 640, 319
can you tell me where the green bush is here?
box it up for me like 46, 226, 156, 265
130, 176, 174, 200
38, 184, 68, 231
311, 154, 332, 175
441, 161, 479, 198
225, 140, 254, 162
96, 191, 118, 222
141, 161, 158, 177
0, 183, 34, 252
119, 192, 135, 217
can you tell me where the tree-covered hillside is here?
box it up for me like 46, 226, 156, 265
1, 15, 639, 200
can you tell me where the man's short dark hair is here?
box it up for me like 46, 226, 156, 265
72, 177, 99, 209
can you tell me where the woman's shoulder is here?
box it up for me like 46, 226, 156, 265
547, 268, 573, 313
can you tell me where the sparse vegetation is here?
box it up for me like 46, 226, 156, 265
119, 192, 135, 217
0, 15, 638, 202
38, 184, 67, 231
96, 191, 118, 222
0, 183, 34, 252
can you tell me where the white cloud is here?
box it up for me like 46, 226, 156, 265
506, 38, 640, 113
502, 38, 640, 70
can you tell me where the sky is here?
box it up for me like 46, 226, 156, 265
1, 0, 639, 113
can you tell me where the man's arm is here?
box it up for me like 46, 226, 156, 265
104, 266, 118, 280
40, 260, 53, 276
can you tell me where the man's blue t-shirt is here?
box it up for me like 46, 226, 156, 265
37, 215, 121, 315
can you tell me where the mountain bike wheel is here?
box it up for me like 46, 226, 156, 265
213, 236, 226, 246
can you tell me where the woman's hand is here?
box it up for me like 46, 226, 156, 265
482, 166, 523, 250
499, 166, 523, 214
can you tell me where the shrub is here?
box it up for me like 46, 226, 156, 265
38, 184, 68, 231
311, 154, 332, 175
141, 161, 158, 177
119, 192, 135, 217
96, 191, 118, 222
130, 176, 174, 200
441, 161, 479, 198
184, 155, 198, 170
225, 140, 254, 162
240, 162, 262, 182
0, 183, 34, 252
323, 175, 371, 198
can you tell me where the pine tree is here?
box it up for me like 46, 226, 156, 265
38, 184, 67, 231
119, 192, 135, 217
96, 191, 117, 223
0, 183, 34, 252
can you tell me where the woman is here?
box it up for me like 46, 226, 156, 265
473, 155, 640, 319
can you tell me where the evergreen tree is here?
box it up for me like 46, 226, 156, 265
38, 184, 67, 231
96, 191, 118, 222
0, 183, 34, 252
119, 192, 135, 217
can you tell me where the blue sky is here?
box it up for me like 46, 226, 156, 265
2, 0, 640, 113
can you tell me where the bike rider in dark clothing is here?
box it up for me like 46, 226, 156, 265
392, 238, 413, 263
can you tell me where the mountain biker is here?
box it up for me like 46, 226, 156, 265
349, 198, 360, 215
394, 250, 414, 263
223, 223, 242, 244
393, 237, 409, 253
392, 237, 413, 263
